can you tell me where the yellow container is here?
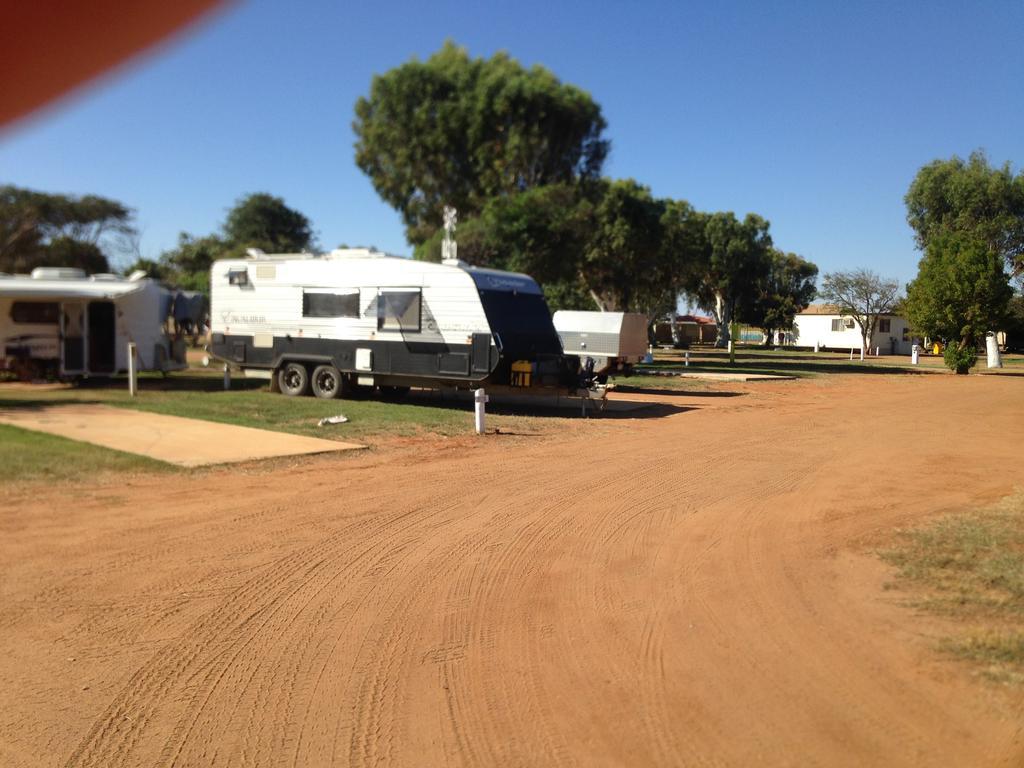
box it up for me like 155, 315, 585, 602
510, 360, 532, 387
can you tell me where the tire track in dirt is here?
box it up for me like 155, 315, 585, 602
64, 495, 450, 766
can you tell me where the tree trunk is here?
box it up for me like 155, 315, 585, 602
714, 293, 731, 348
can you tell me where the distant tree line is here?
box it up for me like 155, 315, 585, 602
123, 192, 315, 293
0, 185, 135, 274
1, 186, 314, 296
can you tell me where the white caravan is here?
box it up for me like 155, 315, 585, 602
553, 311, 649, 381
208, 249, 587, 398
0, 267, 188, 379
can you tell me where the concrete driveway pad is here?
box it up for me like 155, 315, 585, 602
0, 404, 363, 467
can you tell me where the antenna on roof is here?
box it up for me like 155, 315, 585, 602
442, 205, 466, 266
246, 248, 266, 258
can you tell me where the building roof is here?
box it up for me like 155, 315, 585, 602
676, 314, 716, 325
798, 304, 844, 315
798, 304, 904, 318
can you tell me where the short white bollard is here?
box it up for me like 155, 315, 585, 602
859, 346, 865, 361
813, 341, 819, 353
849, 347, 854, 360
684, 350, 690, 367
986, 332, 1002, 368
223, 364, 231, 390
127, 342, 138, 397
911, 344, 920, 365
875, 346, 880, 357
474, 387, 489, 434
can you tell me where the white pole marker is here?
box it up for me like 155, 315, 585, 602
474, 388, 489, 434
128, 342, 137, 397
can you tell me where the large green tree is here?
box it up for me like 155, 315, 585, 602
751, 250, 818, 344
580, 179, 671, 315
905, 151, 1024, 275
904, 231, 1012, 372
222, 192, 314, 254
354, 42, 608, 245
682, 212, 774, 347
414, 179, 702, 317
0, 184, 134, 273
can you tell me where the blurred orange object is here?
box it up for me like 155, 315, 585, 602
1, 0, 228, 129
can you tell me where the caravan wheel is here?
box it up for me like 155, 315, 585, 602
311, 365, 343, 399
278, 362, 310, 396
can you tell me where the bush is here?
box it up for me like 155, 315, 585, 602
943, 340, 978, 374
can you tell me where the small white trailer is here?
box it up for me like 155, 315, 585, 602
208, 249, 593, 398
553, 311, 649, 381
0, 267, 188, 379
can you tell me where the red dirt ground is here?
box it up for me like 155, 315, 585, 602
1, 373, 1022, 766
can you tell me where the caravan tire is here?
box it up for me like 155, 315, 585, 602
278, 362, 310, 396
311, 365, 344, 399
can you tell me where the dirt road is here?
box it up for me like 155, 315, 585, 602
2, 374, 1022, 766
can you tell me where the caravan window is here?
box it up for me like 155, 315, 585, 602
228, 268, 249, 286
11, 301, 59, 324
879, 318, 891, 333
377, 290, 421, 332
303, 289, 360, 318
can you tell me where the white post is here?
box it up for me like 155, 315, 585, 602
474, 388, 489, 434
986, 332, 1002, 368
127, 342, 137, 397
814, 341, 819, 353
223, 364, 231, 390
911, 344, 920, 365
684, 350, 690, 367
875, 346, 880, 357
850, 347, 854, 360
859, 345, 865, 361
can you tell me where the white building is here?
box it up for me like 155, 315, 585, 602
792, 304, 918, 355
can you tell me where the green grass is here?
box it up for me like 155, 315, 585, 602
0, 423, 175, 486
6, 364, 626, 440
610, 374, 712, 391
0, 376, 526, 442
880, 493, 1024, 683
0, 376, 565, 485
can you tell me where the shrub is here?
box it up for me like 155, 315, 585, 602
943, 340, 978, 374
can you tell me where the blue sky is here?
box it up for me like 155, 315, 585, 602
2, 0, 1022, 287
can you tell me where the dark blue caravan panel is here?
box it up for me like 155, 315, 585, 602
466, 270, 563, 361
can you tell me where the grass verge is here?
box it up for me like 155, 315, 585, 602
0, 376, 535, 442
880, 492, 1024, 684
0, 423, 175, 486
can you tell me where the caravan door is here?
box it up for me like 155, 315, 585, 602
87, 301, 116, 373
60, 302, 86, 374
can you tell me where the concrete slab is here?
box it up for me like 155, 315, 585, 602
0, 404, 364, 467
